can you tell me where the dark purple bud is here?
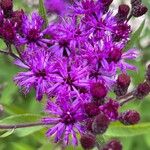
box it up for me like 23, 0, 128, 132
112, 24, 131, 42
108, 48, 122, 63
131, 0, 141, 6
101, 0, 113, 6
132, 4, 148, 17
116, 4, 130, 22
84, 102, 100, 117
134, 82, 150, 99
117, 74, 131, 88
92, 112, 110, 134
118, 4, 130, 16
0, 20, 16, 43
0, 0, 13, 18
90, 82, 107, 99
102, 140, 122, 150
86, 118, 94, 132
146, 64, 150, 83
101, 0, 113, 14
114, 74, 131, 96
99, 99, 119, 121
80, 134, 96, 150
119, 110, 140, 125
12, 10, 24, 32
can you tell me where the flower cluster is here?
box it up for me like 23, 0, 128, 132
0, 0, 149, 149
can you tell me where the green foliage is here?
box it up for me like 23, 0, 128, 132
124, 20, 145, 51
39, 0, 48, 29
105, 122, 150, 137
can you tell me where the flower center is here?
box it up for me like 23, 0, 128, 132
35, 69, 47, 79
59, 39, 69, 48
107, 49, 122, 63
27, 28, 40, 42
66, 75, 74, 85
62, 111, 75, 125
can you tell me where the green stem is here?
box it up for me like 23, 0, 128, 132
0, 122, 45, 129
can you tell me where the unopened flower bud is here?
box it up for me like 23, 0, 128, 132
0, 0, 13, 18
92, 112, 110, 134
101, 0, 113, 7
119, 110, 140, 125
90, 82, 107, 99
108, 48, 122, 63
102, 140, 122, 150
101, 0, 113, 14
116, 4, 130, 22
0, 20, 16, 43
114, 74, 131, 96
99, 99, 119, 121
12, 10, 24, 31
80, 134, 96, 150
86, 118, 94, 132
132, 4, 148, 17
134, 82, 150, 99
131, 0, 141, 7
84, 102, 100, 117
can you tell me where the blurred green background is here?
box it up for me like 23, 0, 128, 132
0, 0, 150, 149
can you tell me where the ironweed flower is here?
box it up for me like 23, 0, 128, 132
42, 92, 85, 145
14, 47, 53, 101
17, 12, 51, 47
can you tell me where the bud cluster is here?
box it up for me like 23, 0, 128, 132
0, 0, 24, 43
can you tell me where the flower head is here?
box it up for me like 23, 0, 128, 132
14, 46, 53, 101
99, 99, 120, 121
17, 12, 51, 47
42, 92, 85, 145
48, 57, 89, 96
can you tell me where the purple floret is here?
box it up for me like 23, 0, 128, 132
42, 92, 85, 145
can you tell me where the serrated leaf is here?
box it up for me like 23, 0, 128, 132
105, 122, 150, 137
124, 20, 145, 51
0, 129, 15, 138
39, 0, 48, 29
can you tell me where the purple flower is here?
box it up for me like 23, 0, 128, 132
99, 99, 120, 121
72, 0, 100, 15
42, 92, 85, 145
48, 57, 89, 96
112, 23, 131, 43
49, 17, 90, 57
14, 47, 53, 101
44, 0, 67, 15
17, 12, 51, 47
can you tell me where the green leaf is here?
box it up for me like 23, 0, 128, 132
11, 142, 33, 150
0, 129, 14, 138
105, 122, 150, 137
16, 126, 44, 137
39, 0, 48, 29
124, 20, 145, 50
0, 81, 18, 105
0, 114, 44, 137
0, 114, 42, 124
